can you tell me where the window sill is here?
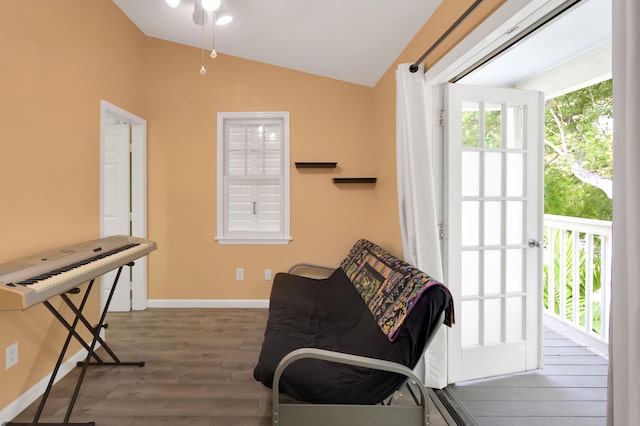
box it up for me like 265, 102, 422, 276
215, 236, 292, 245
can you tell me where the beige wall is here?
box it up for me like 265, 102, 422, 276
0, 0, 503, 414
145, 38, 377, 300
0, 0, 146, 411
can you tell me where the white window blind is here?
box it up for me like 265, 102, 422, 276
216, 112, 290, 244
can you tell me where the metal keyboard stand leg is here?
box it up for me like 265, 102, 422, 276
24, 280, 99, 426
60, 294, 144, 368
7, 263, 145, 426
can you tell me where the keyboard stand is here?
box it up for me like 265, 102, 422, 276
8, 263, 145, 426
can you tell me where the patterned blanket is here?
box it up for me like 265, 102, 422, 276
340, 239, 454, 341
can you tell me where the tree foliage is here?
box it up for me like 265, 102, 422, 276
544, 79, 613, 220
458, 81, 612, 220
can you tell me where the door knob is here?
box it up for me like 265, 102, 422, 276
528, 239, 541, 248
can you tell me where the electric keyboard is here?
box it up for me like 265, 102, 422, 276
0, 235, 156, 311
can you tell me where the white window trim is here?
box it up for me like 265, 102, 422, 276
215, 111, 291, 245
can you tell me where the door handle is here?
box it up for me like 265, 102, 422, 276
528, 239, 541, 248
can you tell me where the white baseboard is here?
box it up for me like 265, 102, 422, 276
147, 299, 269, 309
0, 349, 88, 424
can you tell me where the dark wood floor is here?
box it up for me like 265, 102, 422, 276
9, 308, 449, 426
438, 328, 608, 426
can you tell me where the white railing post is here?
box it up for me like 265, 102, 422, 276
584, 234, 593, 335
559, 229, 567, 319
571, 230, 580, 328
547, 227, 556, 315
602, 234, 612, 342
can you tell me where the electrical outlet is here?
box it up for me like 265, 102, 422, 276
6, 342, 18, 369
264, 269, 272, 281
235, 268, 244, 281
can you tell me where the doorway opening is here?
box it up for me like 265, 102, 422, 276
457, 0, 613, 355
423, 0, 611, 423
100, 100, 148, 312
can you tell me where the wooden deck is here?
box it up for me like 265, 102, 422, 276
434, 328, 608, 425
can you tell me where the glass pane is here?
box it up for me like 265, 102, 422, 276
506, 201, 524, 245
227, 151, 246, 176
484, 298, 502, 345
506, 153, 524, 197
505, 249, 523, 292
246, 125, 264, 151
264, 124, 282, 146
461, 151, 480, 197
257, 181, 281, 232
462, 102, 480, 147
227, 124, 245, 150
461, 201, 480, 247
506, 105, 524, 149
484, 152, 503, 197
227, 181, 253, 232
506, 297, 523, 341
484, 201, 502, 246
264, 150, 281, 176
462, 300, 480, 347
484, 249, 502, 295
484, 103, 502, 148
461, 250, 480, 296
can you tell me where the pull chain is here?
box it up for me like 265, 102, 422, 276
199, 17, 207, 75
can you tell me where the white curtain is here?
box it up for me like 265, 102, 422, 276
608, 0, 640, 424
396, 63, 447, 388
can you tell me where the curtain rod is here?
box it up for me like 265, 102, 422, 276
409, 0, 484, 73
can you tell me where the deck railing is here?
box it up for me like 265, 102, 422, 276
543, 214, 612, 345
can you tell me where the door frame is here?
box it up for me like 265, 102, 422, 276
100, 100, 148, 311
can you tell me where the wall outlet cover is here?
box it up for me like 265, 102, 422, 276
6, 342, 18, 369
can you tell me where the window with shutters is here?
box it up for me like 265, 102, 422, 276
216, 112, 291, 244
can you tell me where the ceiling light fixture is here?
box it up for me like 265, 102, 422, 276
192, 0, 208, 26
166, 0, 180, 8
215, 10, 233, 25
200, 0, 221, 12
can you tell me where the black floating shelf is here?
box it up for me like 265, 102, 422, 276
333, 177, 377, 184
295, 162, 338, 168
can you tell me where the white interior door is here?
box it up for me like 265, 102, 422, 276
445, 83, 544, 382
102, 123, 132, 312
101, 101, 148, 312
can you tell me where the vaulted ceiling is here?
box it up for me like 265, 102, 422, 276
112, 0, 611, 91
112, 0, 442, 87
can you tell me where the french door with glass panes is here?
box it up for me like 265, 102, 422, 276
444, 84, 544, 382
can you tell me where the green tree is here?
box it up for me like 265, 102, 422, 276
544, 80, 613, 220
